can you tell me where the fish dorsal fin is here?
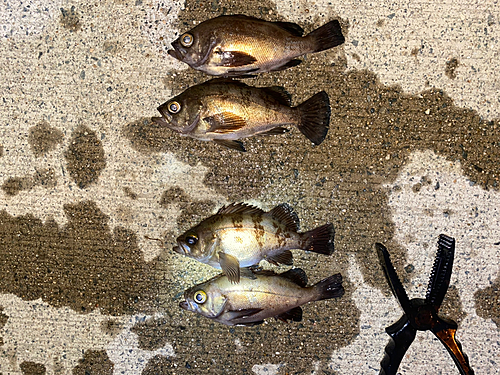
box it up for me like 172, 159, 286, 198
217, 202, 265, 215
279, 268, 308, 287
262, 86, 292, 106
273, 21, 304, 37
204, 112, 247, 134
276, 306, 303, 322
266, 250, 293, 266
268, 203, 300, 231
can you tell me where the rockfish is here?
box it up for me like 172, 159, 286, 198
173, 202, 335, 283
168, 15, 345, 76
179, 268, 344, 326
152, 79, 330, 151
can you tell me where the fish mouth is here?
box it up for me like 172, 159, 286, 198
168, 48, 182, 61
179, 301, 189, 310
173, 242, 189, 255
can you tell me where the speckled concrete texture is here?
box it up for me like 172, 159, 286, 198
1, 0, 499, 374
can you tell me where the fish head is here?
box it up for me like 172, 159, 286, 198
174, 225, 216, 262
168, 25, 216, 69
180, 283, 227, 319
155, 92, 202, 135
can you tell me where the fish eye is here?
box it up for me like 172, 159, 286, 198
167, 101, 181, 114
180, 33, 193, 47
194, 290, 207, 304
185, 234, 198, 246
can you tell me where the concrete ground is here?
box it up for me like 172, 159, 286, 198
1, 0, 499, 374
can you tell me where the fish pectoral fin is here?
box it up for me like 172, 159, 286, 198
226, 308, 264, 321
213, 139, 246, 152
204, 112, 247, 134
266, 250, 294, 266
219, 252, 241, 283
258, 127, 289, 136
276, 306, 303, 322
269, 59, 302, 72
219, 51, 257, 67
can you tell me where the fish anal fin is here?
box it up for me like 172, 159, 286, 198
273, 22, 304, 37
268, 203, 300, 231
205, 112, 247, 134
262, 86, 292, 106
279, 267, 308, 287
220, 51, 257, 67
276, 306, 303, 322
217, 202, 265, 215
219, 252, 241, 283
213, 139, 246, 152
240, 267, 258, 280
258, 127, 289, 136
269, 59, 302, 72
266, 250, 293, 267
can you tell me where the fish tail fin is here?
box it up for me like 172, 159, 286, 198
300, 223, 335, 255
306, 20, 345, 53
313, 273, 344, 301
295, 91, 330, 145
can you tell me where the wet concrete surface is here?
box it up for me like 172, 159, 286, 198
1, 0, 499, 374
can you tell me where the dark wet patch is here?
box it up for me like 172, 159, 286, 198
28, 121, 64, 158
445, 58, 460, 79
0, 307, 7, 346
440, 285, 467, 324
474, 277, 500, 328
1, 168, 57, 196
20, 362, 46, 375
0, 144, 4, 157
159, 186, 190, 208
0, 201, 159, 315
174, 200, 217, 232
72, 350, 114, 375
100, 319, 125, 336
65, 125, 106, 189
130, 317, 171, 350
142, 355, 175, 374
60, 6, 81, 32
123, 186, 138, 200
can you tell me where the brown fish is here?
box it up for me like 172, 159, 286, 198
173, 202, 335, 283
168, 15, 345, 76
179, 268, 344, 326
152, 79, 330, 151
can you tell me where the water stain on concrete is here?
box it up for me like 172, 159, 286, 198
123, 186, 138, 200
474, 277, 500, 328
0, 201, 157, 315
1, 168, 57, 196
59, 6, 81, 32
72, 350, 114, 375
0, 144, 3, 157
130, 317, 171, 351
142, 355, 175, 374
19, 362, 46, 375
65, 125, 106, 189
445, 58, 459, 79
0, 307, 7, 346
28, 121, 64, 158
440, 285, 466, 324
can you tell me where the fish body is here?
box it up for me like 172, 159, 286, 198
168, 15, 345, 76
173, 202, 335, 282
152, 79, 330, 151
179, 268, 344, 326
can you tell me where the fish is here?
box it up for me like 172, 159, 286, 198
173, 202, 335, 283
152, 79, 330, 151
167, 15, 345, 77
179, 268, 344, 326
